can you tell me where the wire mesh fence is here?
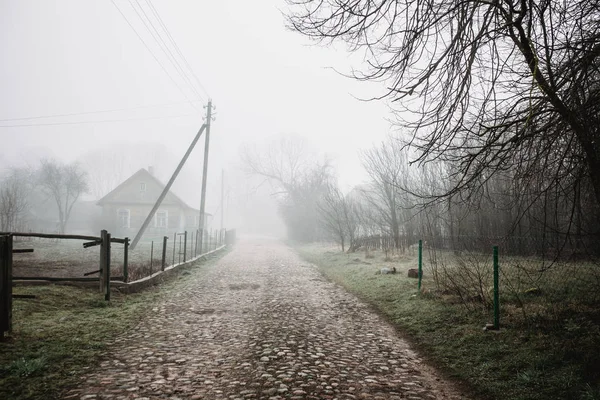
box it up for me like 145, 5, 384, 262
419, 235, 600, 329
354, 233, 600, 329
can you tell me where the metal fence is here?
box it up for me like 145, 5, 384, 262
126, 228, 227, 281
354, 233, 600, 330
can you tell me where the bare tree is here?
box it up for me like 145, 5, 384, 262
0, 168, 32, 231
286, 0, 600, 219
242, 135, 332, 241
79, 148, 128, 200
38, 160, 89, 234
318, 182, 360, 251
360, 137, 414, 249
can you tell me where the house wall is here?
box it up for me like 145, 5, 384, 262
105, 173, 181, 206
97, 169, 211, 238
101, 203, 184, 238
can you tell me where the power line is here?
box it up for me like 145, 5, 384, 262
146, 0, 210, 99
129, 0, 205, 103
132, 0, 206, 102
111, 0, 201, 110
0, 112, 197, 128
0, 100, 201, 123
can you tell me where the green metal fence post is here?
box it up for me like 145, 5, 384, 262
418, 239, 423, 291
493, 245, 500, 329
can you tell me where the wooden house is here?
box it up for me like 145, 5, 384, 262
96, 168, 210, 237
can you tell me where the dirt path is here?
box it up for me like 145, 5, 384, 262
67, 238, 468, 400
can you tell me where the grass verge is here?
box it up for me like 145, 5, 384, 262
296, 243, 600, 400
0, 248, 228, 400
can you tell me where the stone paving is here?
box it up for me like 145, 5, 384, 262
67, 238, 468, 400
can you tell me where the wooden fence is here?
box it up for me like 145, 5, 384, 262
0, 228, 230, 338
0, 230, 127, 338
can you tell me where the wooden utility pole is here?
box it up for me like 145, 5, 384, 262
198, 100, 213, 254
129, 123, 207, 250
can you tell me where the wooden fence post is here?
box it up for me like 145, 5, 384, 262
0, 235, 13, 337
161, 236, 168, 271
172, 232, 176, 266
105, 232, 111, 301
178, 234, 182, 264
190, 231, 194, 258
123, 237, 129, 283
183, 231, 188, 262
99, 230, 107, 294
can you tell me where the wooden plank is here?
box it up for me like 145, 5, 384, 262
0, 232, 126, 244
0, 232, 100, 241
83, 240, 102, 248
13, 294, 36, 299
13, 276, 124, 282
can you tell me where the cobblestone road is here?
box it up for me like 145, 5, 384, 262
68, 238, 468, 400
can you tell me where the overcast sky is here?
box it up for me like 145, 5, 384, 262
0, 0, 393, 230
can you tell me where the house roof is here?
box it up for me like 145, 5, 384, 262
96, 168, 210, 215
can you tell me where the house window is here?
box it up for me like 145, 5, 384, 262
117, 209, 130, 228
155, 210, 168, 228
140, 182, 147, 192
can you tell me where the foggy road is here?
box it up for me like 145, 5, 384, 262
68, 239, 467, 400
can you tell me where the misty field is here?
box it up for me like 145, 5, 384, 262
297, 243, 600, 400
12, 235, 211, 282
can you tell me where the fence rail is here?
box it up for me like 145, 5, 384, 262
1, 228, 232, 338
